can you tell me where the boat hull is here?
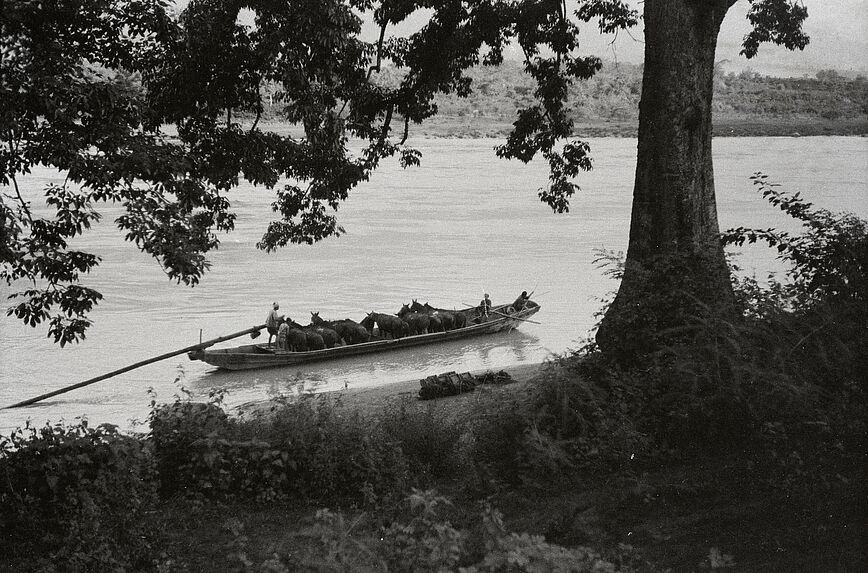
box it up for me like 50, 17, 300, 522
188, 303, 539, 371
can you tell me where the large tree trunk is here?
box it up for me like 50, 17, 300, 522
596, 0, 736, 360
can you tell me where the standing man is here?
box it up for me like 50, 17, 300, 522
266, 302, 283, 346
277, 318, 289, 350
478, 293, 492, 319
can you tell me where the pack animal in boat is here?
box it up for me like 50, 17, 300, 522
427, 302, 467, 329
409, 299, 443, 331
287, 319, 326, 350
310, 312, 370, 345
410, 300, 466, 330
280, 320, 309, 351
397, 304, 431, 335
360, 312, 409, 339
305, 317, 340, 348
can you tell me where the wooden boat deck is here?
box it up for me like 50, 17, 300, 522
188, 301, 539, 371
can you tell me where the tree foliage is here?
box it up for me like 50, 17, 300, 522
2, 0, 810, 345
724, 173, 868, 306
2, 0, 233, 345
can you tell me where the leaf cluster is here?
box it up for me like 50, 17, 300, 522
2, 0, 236, 344
284, 489, 620, 572
148, 394, 417, 505
723, 173, 868, 306
741, 0, 810, 59
0, 420, 158, 571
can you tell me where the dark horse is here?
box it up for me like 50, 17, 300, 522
306, 317, 341, 349
397, 304, 430, 335
279, 320, 311, 351
287, 319, 325, 350
410, 300, 466, 330
360, 312, 409, 339
408, 299, 443, 332
310, 312, 370, 345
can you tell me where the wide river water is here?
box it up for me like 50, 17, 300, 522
1, 136, 866, 434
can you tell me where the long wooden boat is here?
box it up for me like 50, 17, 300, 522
187, 300, 540, 371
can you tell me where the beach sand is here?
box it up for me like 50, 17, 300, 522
237, 361, 550, 422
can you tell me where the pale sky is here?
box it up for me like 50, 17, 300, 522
183, 0, 867, 77
358, 0, 868, 77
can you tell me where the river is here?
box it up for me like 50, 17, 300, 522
1, 136, 866, 434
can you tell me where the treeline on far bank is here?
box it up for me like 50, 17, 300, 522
254, 61, 868, 138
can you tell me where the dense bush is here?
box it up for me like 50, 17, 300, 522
148, 398, 232, 495
524, 175, 867, 469
0, 421, 158, 572
149, 394, 412, 504
263, 489, 623, 572
378, 401, 467, 483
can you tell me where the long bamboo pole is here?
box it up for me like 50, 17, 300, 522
3, 324, 267, 409
489, 309, 541, 324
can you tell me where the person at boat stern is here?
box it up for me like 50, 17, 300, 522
478, 293, 492, 319
266, 302, 284, 346
512, 291, 530, 311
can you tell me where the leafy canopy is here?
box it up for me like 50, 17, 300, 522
1, 0, 808, 345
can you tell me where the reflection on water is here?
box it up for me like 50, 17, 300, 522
1, 136, 866, 434
188, 329, 542, 408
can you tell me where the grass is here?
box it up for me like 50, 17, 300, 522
2, 357, 862, 572
135, 352, 863, 572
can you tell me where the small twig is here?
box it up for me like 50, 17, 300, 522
399, 115, 410, 145
249, 107, 261, 134
376, 104, 394, 150
366, 20, 389, 81
785, 321, 828, 359
11, 175, 33, 226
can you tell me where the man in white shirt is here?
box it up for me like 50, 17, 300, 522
265, 302, 283, 346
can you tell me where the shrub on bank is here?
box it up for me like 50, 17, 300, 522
522, 175, 866, 472
0, 421, 158, 572
378, 401, 466, 483
148, 399, 231, 495
148, 394, 412, 504
271, 489, 623, 572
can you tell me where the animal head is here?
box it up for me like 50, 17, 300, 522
398, 304, 410, 316
310, 311, 321, 324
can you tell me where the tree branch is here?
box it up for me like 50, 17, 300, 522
249, 107, 261, 134
399, 115, 410, 145
10, 175, 33, 227
367, 20, 389, 81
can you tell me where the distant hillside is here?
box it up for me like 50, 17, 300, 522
257, 61, 868, 138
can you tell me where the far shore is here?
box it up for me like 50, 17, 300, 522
248, 116, 868, 140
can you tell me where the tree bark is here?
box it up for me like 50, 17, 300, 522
596, 0, 736, 359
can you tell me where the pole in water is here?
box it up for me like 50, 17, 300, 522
3, 324, 266, 409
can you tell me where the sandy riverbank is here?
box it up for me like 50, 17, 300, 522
237, 361, 551, 422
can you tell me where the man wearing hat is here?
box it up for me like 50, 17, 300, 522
265, 302, 284, 346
